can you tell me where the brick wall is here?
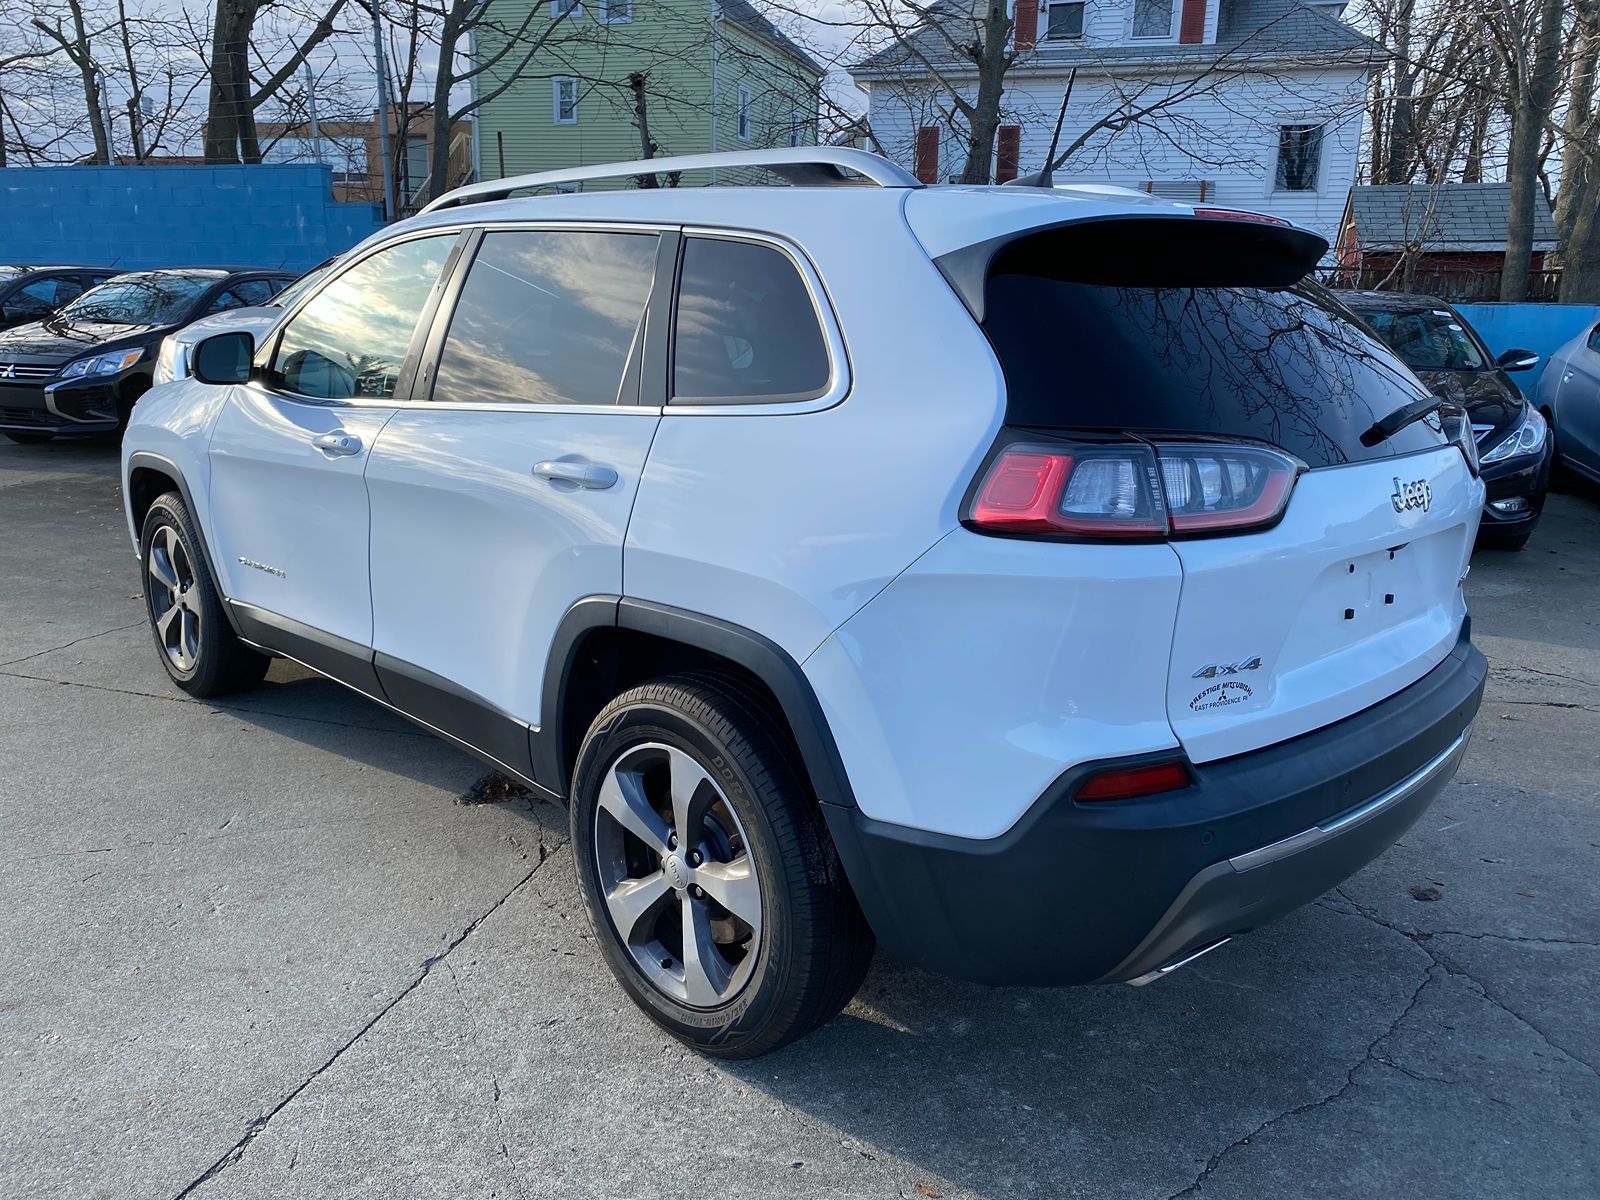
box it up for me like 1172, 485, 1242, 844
0, 164, 386, 272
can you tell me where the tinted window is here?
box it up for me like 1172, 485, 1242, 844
979, 231, 1446, 467
207, 279, 279, 313
59, 274, 215, 325
272, 235, 454, 400
271, 264, 334, 311
3, 279, 66, 319
1589, 324, 1600, 354
672, 237, 829, 403
433, 230, 658, 406
1352, 306, 1486, 371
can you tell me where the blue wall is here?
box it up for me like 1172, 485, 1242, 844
1455, 303, 1600, 400
0, 164, 386, 273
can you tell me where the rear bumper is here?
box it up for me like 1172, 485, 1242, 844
822, 625, 1486, 986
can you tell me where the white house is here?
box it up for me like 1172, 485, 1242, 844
849, 0, 1378, 245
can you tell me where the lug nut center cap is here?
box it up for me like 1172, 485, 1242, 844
663, 853, 691, 890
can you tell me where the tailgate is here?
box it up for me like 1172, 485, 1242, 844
1166, 447, 1481, 764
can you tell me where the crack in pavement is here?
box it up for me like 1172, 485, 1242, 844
1327, 889, 1600, 1082
1500, 700, 1600, 714
0, 620, 145, 668
170, 837, 566, 1199
1164, 961, 1437, 1199
0, 668, 433, 739
443, 958, 532, 1200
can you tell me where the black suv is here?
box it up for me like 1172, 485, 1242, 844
0, 267, 296, 443
0, 265, 117, 332
1344, 291, 1553, 550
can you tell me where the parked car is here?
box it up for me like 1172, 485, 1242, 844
120, 149, 1487, 1057
1536, 318, 1600, 487
1343, 291, 1552, 551
0, 265, 118, 332
153, 260, 337, 385
0, 267, 297, 443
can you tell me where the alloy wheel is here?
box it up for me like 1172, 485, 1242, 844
593, 742, 763, 1008
146, 525, 202, 672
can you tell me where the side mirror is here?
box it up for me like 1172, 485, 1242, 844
193, 331, 255, 385
1496, 347, 1539, 372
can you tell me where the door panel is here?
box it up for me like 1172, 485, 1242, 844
1562, 337, 1600, 474
365, 409, 659, 737
208, 388, 395, 655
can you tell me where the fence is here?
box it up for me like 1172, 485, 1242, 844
1318, 265, 1565, 304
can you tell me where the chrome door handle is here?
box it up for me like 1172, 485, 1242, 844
314, 431, 363, 457
1565, 371, 1575, 383
533, 460, 618, 490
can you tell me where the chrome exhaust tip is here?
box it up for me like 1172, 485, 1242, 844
1125, 937, 1232, 987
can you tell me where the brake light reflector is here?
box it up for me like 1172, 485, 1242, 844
1076, 759, 1191, 802
965, 436, 1301, 539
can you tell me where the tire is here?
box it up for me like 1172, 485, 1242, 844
139, 492, 269, 698
570, 673, 874, 1058
1477, 524, 1533, 551
3, 431, 54, 444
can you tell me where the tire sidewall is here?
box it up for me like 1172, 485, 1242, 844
139, 497, 220, 691
570, 697, 798, 1052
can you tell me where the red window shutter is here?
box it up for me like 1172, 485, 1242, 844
914, 126, 941, 184
1179, 0, 1206, 43
1014, 0, 1038, 50
996, 125, 1021, 184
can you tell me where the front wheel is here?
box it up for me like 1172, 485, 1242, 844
570, 674, 874, 1058
139, 492, 269, 697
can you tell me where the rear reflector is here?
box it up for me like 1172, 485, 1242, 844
966, 437, 1301, 540
1076, 760, 1192, 802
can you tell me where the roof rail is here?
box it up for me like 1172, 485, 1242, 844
420, 147, 922, 213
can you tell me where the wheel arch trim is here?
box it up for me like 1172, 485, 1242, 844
536, 596, 860, 811
125, 450, 245, 639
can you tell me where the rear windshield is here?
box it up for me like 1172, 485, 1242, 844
975, 225, 1446, 468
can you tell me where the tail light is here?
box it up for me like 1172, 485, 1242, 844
965, 436, 1302, 540
1193, 207, 1291, 227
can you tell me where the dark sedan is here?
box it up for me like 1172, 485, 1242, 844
0, 265, 117, 332
0, 267, 296, 443
1344, 291, 1552, 550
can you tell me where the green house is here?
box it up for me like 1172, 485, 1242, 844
473, 0, 823, 187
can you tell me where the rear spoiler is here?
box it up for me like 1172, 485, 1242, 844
934, 214, 1330, 323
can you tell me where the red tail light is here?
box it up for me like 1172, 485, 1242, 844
966, 437, 1301, 540
1076, 759, 1192, 802
1193, 207, 1291, 227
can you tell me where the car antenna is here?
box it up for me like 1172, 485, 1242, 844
1005, 67, 1074, 188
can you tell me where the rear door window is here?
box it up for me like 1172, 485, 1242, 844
271, 235, 456, 400
431, 229, 658, 406
671, 236, 830, 404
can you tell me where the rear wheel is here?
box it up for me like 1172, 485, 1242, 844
139, 492, 269, 697
3, 431, 53, 444
570, 674, 873, 1058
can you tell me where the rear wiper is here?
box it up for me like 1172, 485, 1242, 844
1361, 395, 1444, 447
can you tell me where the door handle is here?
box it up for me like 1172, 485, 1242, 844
314, 431, 363, 457
533, 460, 618, 490
1565, 371, 1575, 384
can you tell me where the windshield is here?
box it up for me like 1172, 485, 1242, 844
1353, 306, 1486, 371
59, 275, 213, 326
270, 264, 332, 310
0, 267, 25, 283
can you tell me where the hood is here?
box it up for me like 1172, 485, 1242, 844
172, 307, 283, 346
1411, 367, 1524, 441
0, 318, 161, 365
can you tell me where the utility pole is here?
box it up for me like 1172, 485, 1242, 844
96, 70, 116, 164
304, 61, 323, 165
371, 3, 396, 219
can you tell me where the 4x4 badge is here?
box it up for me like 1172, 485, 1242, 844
1391, 476, 1432, 513
1192, 656, 1261, 680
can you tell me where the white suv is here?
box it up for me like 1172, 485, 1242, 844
122, 149, 1488, 1057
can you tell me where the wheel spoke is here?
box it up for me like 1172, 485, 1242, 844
179, 609, 199, 665
604, 870, 672, 944
680, 892, 730, 1006
694, 856, 761, 931
667, 747, 716, 849
147, 545, 178, 590
596, 768, 671, 855
155, 604, 180, 644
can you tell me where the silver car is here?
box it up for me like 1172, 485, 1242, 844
1538, 318, 1600, 486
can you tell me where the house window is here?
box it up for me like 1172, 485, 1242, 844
553, 77, 578, 125
737, 86, 752, 141
1275, 124, 1323, 191
551, 0, 580, 16
598, 0, 630, 22
1046, 1, 1085, 39
1131, 0, 1175, 37
789, 110, 804, 147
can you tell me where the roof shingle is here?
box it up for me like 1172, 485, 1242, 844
1347, 183, 1559, 252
